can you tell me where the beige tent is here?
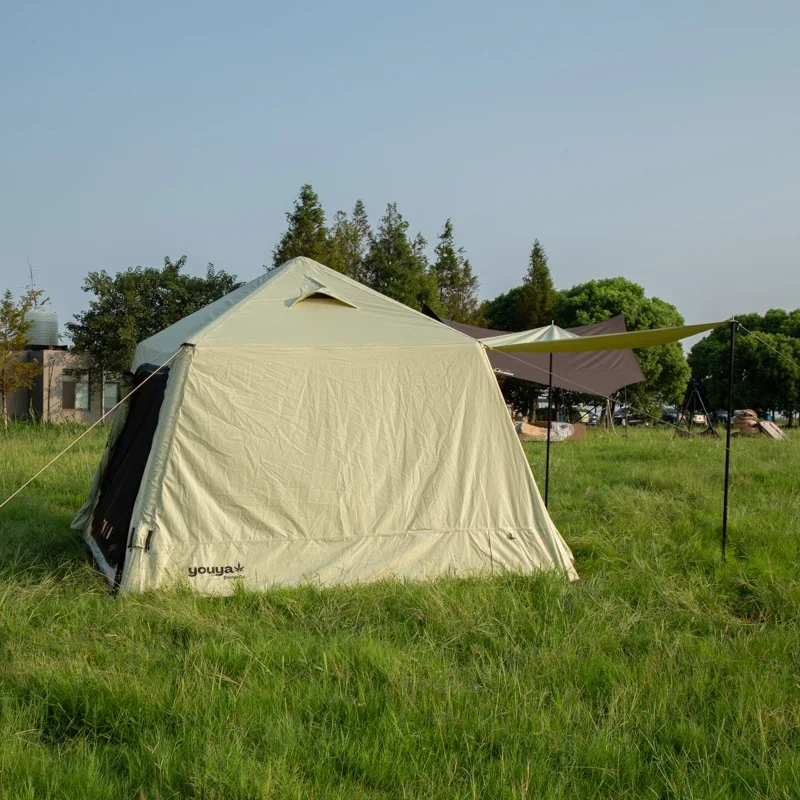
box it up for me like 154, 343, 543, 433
73, 257, 576, 593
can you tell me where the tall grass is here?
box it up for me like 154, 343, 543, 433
1, 423, 798, 798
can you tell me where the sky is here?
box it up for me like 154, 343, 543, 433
1, 0, 798, 342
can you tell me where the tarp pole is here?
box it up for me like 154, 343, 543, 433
545, 352, 553, 509
722, 320, 737, 562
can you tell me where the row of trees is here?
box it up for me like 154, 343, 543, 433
269, 186, 691, 410
271, 186, 480, 322
4, 183, 799, 427
0, 185, 695, 423
478, 249, 689, 411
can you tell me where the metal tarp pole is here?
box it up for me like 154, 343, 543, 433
722, 320, 737, 561
545, 352, 553, 509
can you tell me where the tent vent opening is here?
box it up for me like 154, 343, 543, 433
289, 286, 357, 309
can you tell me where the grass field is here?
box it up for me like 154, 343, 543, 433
1, 424, 799, 799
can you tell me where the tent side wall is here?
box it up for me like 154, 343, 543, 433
121, 341, 575, 593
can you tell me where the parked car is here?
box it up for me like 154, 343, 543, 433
661, 407, 678, 425
614, 407, 646, 426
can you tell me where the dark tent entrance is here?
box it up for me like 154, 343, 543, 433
87, 365, 169, 583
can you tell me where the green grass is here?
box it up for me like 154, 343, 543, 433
1, 423, 799, 799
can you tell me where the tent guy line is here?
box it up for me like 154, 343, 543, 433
738, 323, 800, 371
0, 347, 184, 512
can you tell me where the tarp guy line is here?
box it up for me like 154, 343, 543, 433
0, 347, 185, 511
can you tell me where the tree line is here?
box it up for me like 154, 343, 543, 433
3, 183, 799, 426
271, 185, 480, 322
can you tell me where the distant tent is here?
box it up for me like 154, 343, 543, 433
73, 257, 577, 593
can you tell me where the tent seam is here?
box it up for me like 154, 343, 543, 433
190, 263, 292, 346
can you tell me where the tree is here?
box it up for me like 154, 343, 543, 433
516, 240, 558, 330
327, 199, 372, 279
0, 286, 47, 429
272, 184, 330, 267
556, 277, 690, 409
479, 240, 557, 332
432, 219, 480, 323
67, 257, 242, 381
689, 310, 800, 419
480, 286, 526, 332
362, 203, 438, 310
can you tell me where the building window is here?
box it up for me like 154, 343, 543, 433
62, 380, 76, 410
75, 379, 90, 410
104, 382, 119, 410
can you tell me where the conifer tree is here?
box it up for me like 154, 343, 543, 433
432, 219, 480, 323
363, 203, 436, 310
514, 240, 557, 330
272, 184, 330, 267
327, 199, 372, 279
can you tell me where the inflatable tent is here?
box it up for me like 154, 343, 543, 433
73, 257, 576, 593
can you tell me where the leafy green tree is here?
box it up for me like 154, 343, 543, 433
556, 277, 690, 409
67, 257, 242, 379
327, 199, 371, 279
362, 203, 437, 310
432, 219, 480, 323
272, 184, 330, 267
480, 286, 526, 331
689, 310, 800, 418
516, 240, 558, 330
0, 286, 47, 429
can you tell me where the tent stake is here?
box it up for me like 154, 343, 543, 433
722, 320, 737, 562
545, 352, 553, 509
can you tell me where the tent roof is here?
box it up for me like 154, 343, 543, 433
134, 257, 472, 366
480, 323, 579, 349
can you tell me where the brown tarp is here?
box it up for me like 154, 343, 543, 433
444, 315, 645, 396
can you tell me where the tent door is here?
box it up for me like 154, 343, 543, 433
88, 366, 169, 582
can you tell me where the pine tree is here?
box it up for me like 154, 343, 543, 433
363, 203, 435, 310
432, 219, 480, 323
272, 184, 330, 267
516, 239, 557, 329
327, 199, 372, 279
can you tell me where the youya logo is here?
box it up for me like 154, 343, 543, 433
188, 563, 245, 578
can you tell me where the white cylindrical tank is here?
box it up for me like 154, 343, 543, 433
24, 308, 59, 347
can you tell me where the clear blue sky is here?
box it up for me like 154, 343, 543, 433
1, 0, 798, 337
